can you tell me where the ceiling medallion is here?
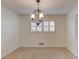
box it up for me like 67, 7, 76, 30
31, 0, 44, 26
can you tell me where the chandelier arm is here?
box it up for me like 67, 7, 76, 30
38, 2, 39, 20
37, 0, 40, 10
38, 2, 39, 10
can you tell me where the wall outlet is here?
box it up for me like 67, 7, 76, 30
39, 42, 44, 45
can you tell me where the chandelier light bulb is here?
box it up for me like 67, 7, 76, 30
31, 14, 35, 18
40, 13, 43, 18
39, 13, 43, 19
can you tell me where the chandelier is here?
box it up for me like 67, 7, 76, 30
31, 0, 44, 26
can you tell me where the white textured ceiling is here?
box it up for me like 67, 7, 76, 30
1, 0, 78, 15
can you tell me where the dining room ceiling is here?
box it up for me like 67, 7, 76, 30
1, 0, 78, 15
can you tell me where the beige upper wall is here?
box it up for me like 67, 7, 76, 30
19, 15, 67, 47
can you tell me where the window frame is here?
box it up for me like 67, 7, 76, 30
31, 21, 56, 32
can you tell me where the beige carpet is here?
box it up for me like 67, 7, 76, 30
2, 47, 77, 59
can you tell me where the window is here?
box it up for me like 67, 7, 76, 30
31, 21, 55, 32
37, 23, 42, 32
31, 22, 37, 32
43, 21, 49, 31
50, 21, 55, 31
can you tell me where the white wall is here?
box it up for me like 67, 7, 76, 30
1, 6, 67, 57
66, 7, 78, 56
19, 15, 67, 47
1, 6, 20, 57
2, 5, 77, 57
